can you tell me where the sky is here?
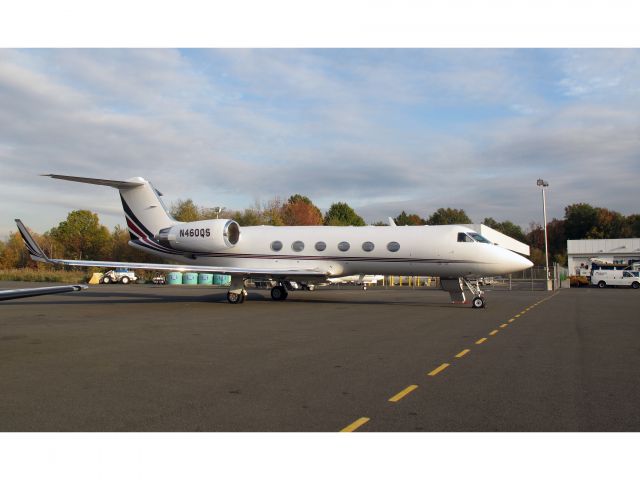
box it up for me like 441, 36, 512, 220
1, 48, 640, 238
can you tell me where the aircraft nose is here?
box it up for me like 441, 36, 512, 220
506, 250, 533, 273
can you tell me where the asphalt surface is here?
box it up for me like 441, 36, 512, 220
1, 281, 639, 432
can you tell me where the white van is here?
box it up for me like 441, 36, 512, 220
591, 269, 640, 289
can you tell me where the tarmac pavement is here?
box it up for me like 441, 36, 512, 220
1, 282, 638, 431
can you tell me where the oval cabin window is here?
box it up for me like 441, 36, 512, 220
292, 241, 305, 252
362, 241, 375, 252
271, 240, 283, 251
338, 241, 350, 252
315, 241, 327, 251
387, 241, 400, 252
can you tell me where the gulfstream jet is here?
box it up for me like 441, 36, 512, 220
16, 175, 533, 308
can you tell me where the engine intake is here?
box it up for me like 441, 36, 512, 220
156, 219, 241, 252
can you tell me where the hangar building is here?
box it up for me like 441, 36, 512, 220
567, 238, 640, 275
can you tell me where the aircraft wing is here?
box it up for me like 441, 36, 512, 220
0, 284, 87, 301
15, 219, 328, 280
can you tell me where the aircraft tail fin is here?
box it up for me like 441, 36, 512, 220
44, 174, 175, 240
15, 219, 50, 263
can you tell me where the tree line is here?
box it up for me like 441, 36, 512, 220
2, 195, 639, 270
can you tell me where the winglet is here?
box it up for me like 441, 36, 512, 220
14, 219, 50, 263
388, 217, 397, 227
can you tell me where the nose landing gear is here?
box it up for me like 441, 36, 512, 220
472, 296, 485, 309
463, 278, 486, 309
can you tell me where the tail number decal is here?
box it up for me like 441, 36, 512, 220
179, 228, 211, 238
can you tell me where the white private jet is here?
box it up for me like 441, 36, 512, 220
16, 174, 533, 308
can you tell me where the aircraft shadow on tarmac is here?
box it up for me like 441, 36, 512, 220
0, 288, 467, 308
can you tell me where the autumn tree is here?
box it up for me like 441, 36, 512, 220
324, 202, 366, 226
394, 211, 426, 226
482, 217, 527, 243
564, 203, 598, 240
171, 199, 201, 222
627, 214, 640, 237
427, 208, 471, 225
282, 194, 323, 226
233, 208, 263, 226
0, 232, 29, 268
261, 197, 285, 226
48, 210, 110, 260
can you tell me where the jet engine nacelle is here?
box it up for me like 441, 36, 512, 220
156, 219, 241, 252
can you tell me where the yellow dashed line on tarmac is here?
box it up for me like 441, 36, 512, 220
388, 385, 419, 403
340, 417, 370, 432
455, 349, 470, 358
428, 363, 450, 376
338, 294, 563, 430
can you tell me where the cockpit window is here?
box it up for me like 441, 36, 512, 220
457, 232, 474, 243
468, 233, 491, 243
457, 232, 492, 244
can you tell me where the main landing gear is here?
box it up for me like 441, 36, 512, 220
227, 276, 248, 304
226, 277, 296, 304
270, 284, 288, 301
227, 290, 247, 304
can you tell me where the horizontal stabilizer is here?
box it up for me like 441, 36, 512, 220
43, 174, 144, 189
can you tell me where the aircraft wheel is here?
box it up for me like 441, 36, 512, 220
227, 291, 244, 304
271, 286, 288, 301
472, 296, 485, 309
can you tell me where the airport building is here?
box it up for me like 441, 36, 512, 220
567, 238, 640, 275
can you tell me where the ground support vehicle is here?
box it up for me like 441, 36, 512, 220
100, 268, 138, 284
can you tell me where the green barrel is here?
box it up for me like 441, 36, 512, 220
198, 273, 213, 285
213, 274, 230, 285
167, 272, 183, 285
183, 272, 198, 285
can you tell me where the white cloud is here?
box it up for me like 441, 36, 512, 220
1, 49, 640, 239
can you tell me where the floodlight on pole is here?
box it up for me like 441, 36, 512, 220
537, 179, 551, 291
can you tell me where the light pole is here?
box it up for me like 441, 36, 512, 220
537, 179, 552, 291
